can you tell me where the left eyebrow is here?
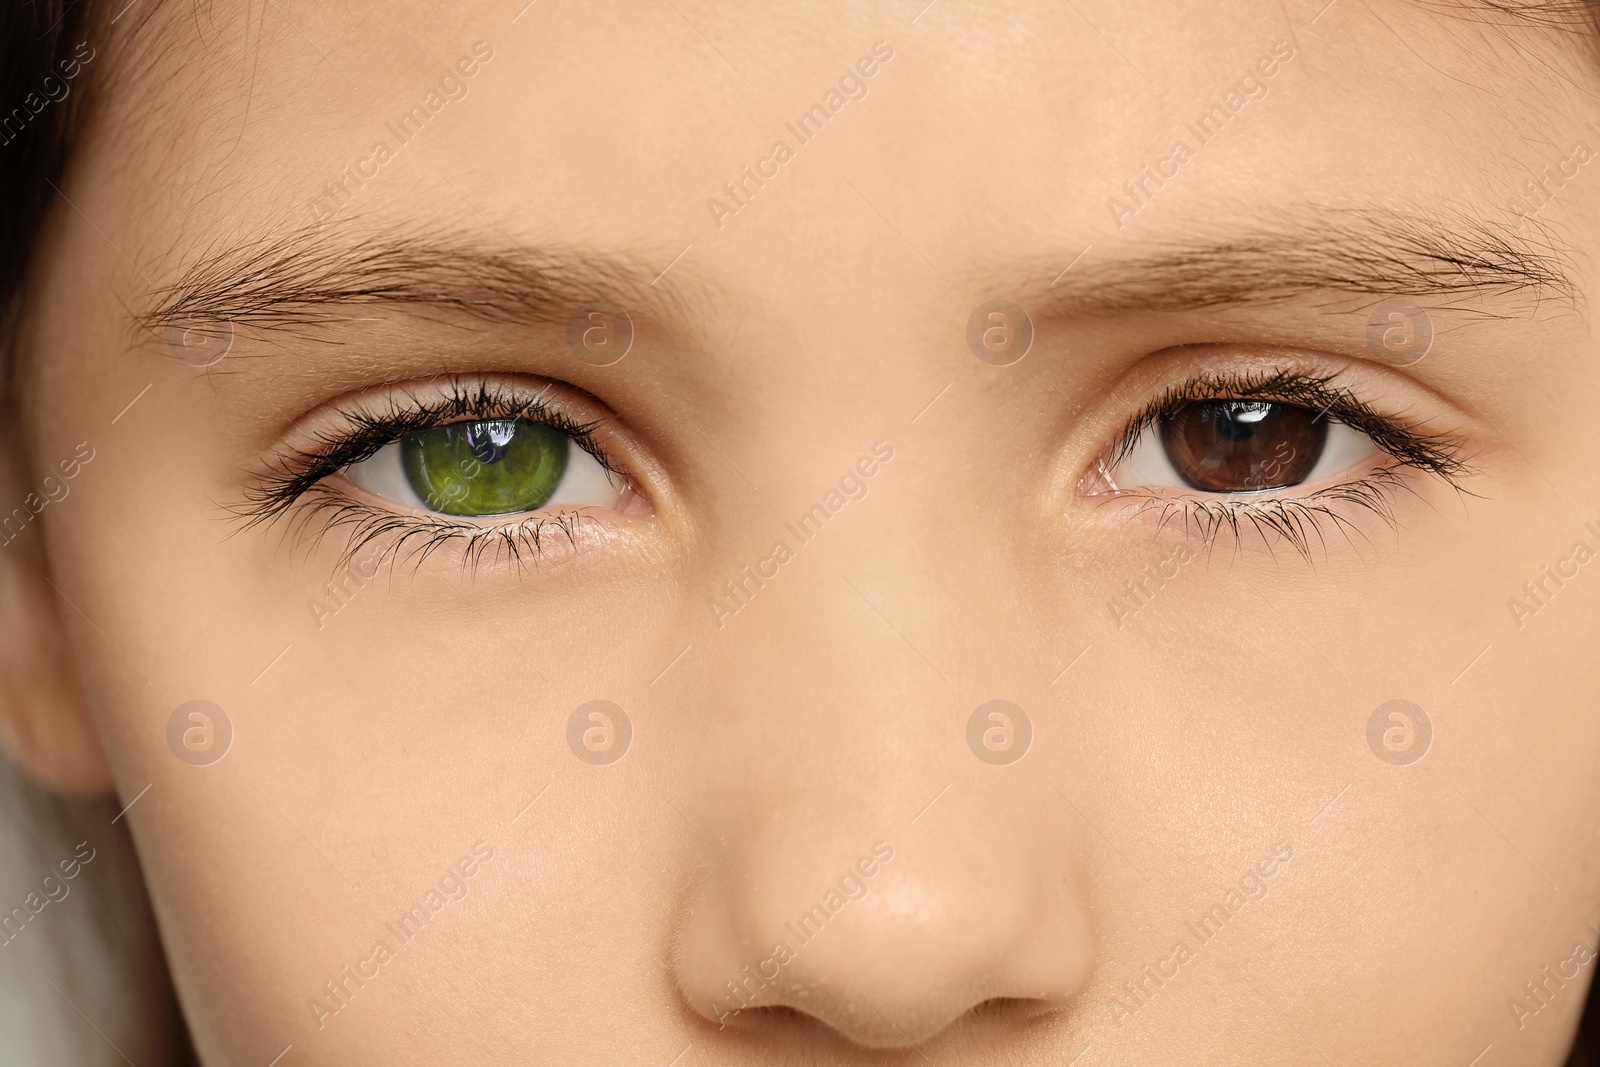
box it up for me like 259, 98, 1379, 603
137, 224, 687, 335
1018, 206, 1581, 319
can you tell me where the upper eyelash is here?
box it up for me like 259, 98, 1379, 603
238, 378, 618, 531
238, 370, 1473, 570
1104, 368, 1473, 484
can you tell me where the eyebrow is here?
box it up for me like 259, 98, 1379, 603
1026, 207, 1581, 319
142, 206, 1580, 338
1434, 0, 1600, 41
138, 225, 682, 336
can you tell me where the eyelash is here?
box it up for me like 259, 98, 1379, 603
239, 379, 623, 571
242, 370, 1472, 571
1093, 368, 1477, 557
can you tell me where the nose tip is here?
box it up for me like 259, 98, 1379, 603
760, 883, 1086, 1048
674, 836, 1094, 1050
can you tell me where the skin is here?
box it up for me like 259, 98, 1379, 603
3, 0, 1600, 1063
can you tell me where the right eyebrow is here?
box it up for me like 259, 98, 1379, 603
137, 225, 686, 336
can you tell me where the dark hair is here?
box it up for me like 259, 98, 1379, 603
0, 1, 98, 368
0, 2, 1597, 1063
1575, 991, 1600, 1066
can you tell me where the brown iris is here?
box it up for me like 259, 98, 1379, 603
1158, 401, 1327, 492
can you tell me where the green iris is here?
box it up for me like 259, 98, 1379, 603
400, 418, 570, 516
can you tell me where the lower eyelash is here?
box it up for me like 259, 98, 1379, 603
1108, 464, 1435, 562
277, 482, 607, 575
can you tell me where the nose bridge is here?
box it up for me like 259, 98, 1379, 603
711, 439, 1032, 698
696, 470, 994, 795
686, 438, 1060, 833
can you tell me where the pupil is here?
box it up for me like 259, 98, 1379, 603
1159, 401, 1327, 492
1209, 402, 1270, 442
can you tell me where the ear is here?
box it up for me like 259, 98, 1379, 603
0, 442, 113, 795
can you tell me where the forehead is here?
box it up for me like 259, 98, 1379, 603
86, 0, 1597, 310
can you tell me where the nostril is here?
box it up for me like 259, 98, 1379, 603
710, 993, 1066, 1050
967, 995, 1070, 1032
706, 988, 923, 1050
709, 1000, 911, 1049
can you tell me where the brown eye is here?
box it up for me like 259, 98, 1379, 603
1158, 401, 1327, 492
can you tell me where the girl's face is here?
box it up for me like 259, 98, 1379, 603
7, 0, 1600, 1062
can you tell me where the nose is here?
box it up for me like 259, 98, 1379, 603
668, 462, 1097, 1049
671, 785, 1095, 1049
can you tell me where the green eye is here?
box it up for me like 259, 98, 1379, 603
399, 418, 571, 516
